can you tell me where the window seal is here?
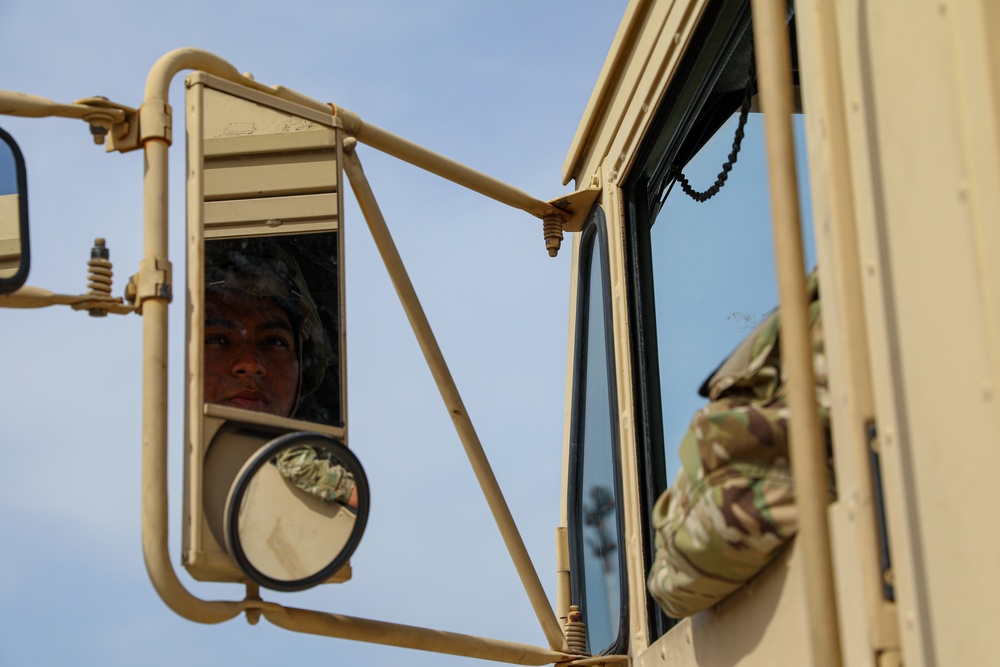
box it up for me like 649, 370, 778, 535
621, 0, 759, 642
567, 206, 629, 656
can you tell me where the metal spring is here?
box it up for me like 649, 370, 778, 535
564, 604, 588, 655
87, 256, 113, 296
87, 238, 113, 317
543, 215, 564, 258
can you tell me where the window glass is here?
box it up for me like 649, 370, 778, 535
621, 3, 816, 641
570, 215, 624, 653
650, 112, 815, 488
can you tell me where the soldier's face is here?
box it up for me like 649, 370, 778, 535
204, 289, 299, 417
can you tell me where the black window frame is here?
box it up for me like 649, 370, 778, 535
622, 0, 762, 642
567, 206, 629, 656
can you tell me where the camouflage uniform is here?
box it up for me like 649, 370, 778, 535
275, 446, 356, 504
647, 272, 830, 618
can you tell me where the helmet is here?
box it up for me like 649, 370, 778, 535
205, 237, 335, 416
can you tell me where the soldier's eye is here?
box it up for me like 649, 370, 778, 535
264, 335, 292, 348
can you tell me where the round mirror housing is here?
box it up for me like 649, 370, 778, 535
225, 432, 369, 592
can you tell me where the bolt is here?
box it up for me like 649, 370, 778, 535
89, 124, 108, 145
91, 237, 109, 259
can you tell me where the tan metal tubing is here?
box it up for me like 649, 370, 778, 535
341, 141, 567, 653
143, 48, 331, 117
140, 48, 266, 624
750, 2, 844, 667
331, 104, 566, 222
261, 604, 571, 665
141, 139, 244, 624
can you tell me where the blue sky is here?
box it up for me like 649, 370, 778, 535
0, 2, 628, 666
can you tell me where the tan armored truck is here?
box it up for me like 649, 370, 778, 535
1, 1, 997, 666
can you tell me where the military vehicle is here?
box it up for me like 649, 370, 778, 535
2, 0, 997, 665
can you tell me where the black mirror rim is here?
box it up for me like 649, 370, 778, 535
0, 126, 29, 295
225, 431, 369, 592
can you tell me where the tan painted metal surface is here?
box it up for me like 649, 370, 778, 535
560, 0, 1000, 666
795, 0, 901, 663
5, 0, 1000, 663
834, 3, 1000, 664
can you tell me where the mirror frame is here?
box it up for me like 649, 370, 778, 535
0, 126, 30, 294
224, 431, 369, 592
182, 71, 348, 583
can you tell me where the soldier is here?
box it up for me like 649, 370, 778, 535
204, 283, 300, 417
204, 239, 357, 509
647, 272, 830, 618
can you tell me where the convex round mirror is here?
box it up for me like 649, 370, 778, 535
0, 126, 29, 293
225, 432, 369, 592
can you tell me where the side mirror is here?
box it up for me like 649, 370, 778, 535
182, 72, 349, 587
226, 432, 369, 592
0, 127, 30, 294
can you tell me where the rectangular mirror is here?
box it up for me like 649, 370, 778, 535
0, 126, 29, 291
183, 72, 347, 584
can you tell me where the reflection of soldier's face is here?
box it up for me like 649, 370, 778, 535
204, 289, 300, 417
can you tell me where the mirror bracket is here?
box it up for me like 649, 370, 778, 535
127, 255, 172, 310
138, 101, 173, 146
72, 96, 140, 151
546, 180, 601, 235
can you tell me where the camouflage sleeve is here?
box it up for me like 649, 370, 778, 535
646, 400, 798, 618
647, 271, 829, 618
274, 446, 356, 504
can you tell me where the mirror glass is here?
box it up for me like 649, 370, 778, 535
204, 233, 341, 426
225, 432, 368, 592
0, 127, 28, 289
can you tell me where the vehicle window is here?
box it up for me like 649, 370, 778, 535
615, 0, 820, 640
652, 112, 815, 482
568, 209, 626, 654
626, 93, 815, 643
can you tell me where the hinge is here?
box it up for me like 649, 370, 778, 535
867, 422, 895, 601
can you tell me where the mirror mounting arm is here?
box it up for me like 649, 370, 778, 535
0, 91, 138, 150
342, 140, 568, 653
0, 285, 135, 313
329, 102, 578, 258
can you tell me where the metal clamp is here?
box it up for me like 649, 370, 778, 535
127, 256, 172, 311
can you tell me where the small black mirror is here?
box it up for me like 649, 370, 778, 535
224, 432, 369, 592
0, 126, 29, 294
